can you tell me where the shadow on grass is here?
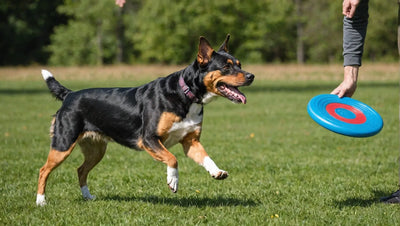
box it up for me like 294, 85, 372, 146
102, 195, 258, 207
333, 190, 389, 208
0, 88, 49, 95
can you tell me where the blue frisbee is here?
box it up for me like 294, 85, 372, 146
307, 94, 383, 137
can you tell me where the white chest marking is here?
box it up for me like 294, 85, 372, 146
163, 103, 203, 148
202, 92, 218, 104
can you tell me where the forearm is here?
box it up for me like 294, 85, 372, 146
343, 0, 369, 66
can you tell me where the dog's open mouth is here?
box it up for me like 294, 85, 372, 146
217, 83, 247, 104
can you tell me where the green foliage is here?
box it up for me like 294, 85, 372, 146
0, 0, 66, 65
364, 1, 398, 61
131, 0, 297, 64
302, 1, 343, 63
48, 22, 96, 65
1, 0, 398, 65
48, 0, 123, 65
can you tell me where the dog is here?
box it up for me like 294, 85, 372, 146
36, 35, 254, 206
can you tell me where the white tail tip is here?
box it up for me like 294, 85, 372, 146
41, 69, 53, 80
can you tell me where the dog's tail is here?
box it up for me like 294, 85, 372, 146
41, 69, 72, 101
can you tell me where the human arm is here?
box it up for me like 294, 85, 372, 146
331, 66, 358, 98
331, 0, 369, 98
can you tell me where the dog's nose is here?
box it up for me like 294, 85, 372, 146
246, 73, 254, 81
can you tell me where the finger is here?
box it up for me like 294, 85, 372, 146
342, 0, 350, 16
348, 5, 357, 18
337, 89, 346, 98
331, 87, 341, 95
330, 90, 338, 95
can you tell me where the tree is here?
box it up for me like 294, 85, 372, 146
302, 0, 343, 63
48, 0, 128, 65
0, 0, 67, 65
1, 0, 397, 65
363, 1, 398, 62
295, 0, 305, 64
130, 0, 297, 64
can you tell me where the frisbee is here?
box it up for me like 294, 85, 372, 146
307, 94, 383, 137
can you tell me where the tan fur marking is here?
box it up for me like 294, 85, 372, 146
81, 131, 112, 142
180, 130, 208, 165
227, 59, 233, 65
137, 138, 144, 150
37, 142, 78, 195
219, 73, 247, 86
203, 71, 223, 93
157, 112, 181, 142
203, 70, 247, 97
77, 136, 108, 187
142, 140, 178, 168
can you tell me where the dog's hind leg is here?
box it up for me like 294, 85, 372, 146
36, 143, 77, 206
77, 134, 107, 200
181, 131, 228, 180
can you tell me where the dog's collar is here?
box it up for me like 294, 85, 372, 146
179, 76, 199, 102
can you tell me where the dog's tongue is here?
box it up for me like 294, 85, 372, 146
219, 85, 247, 104
230, 86, 247, 104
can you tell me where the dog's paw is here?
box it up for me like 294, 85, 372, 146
81, 185, 96, 200
36, 194, 47, 207
211, 170, 229, 180
83, 194, 96, 201
202, 157, 228, 180
167, 178, 178, 193
167, 166, 179, 193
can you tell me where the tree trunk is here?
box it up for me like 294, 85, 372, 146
116, 7, 124, 64
295, 0, 305, 64
97, 20, 103, 66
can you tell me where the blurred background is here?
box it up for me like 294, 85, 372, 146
0, 0, 397, 66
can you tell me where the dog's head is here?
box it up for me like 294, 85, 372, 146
197, 35, 254, 104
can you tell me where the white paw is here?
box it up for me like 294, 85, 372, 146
81, 185, 96, 200
202, 156, 228, 180
36, 194, 47, 206
167, 166, 179, 193
211, 170, 229, 180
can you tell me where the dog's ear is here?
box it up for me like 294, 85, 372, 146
197, 37, 214, 66
218, 34, 230, 53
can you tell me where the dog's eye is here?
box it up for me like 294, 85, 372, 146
223, 64, 231, 70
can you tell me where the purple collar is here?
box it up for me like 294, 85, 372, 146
179, 76, 199, 102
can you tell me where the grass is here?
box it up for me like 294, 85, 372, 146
0, 64, 399, 225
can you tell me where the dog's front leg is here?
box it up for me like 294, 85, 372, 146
181, 132, 228, 180
138, 139, 179, 192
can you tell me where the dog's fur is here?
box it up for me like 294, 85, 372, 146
36, 35, 254, 206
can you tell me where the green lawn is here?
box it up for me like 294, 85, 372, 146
0, 69, 399, 225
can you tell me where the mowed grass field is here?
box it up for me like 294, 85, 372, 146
0, 64, 399, 225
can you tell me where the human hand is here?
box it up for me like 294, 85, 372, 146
331, 66, 359, 98
342, 0, 360, 18
115, 0, 125, 7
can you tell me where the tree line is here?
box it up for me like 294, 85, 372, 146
0, 0, 397, 66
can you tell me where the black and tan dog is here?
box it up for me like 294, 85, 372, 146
36, 35, 254, 206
